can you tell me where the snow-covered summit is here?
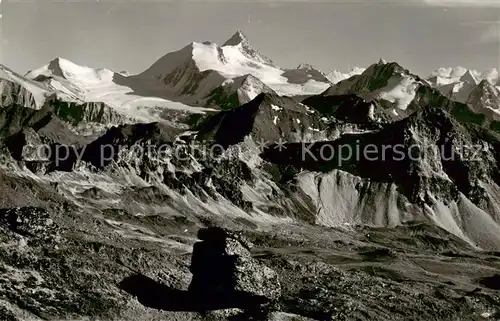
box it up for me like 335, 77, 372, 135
26, 57, 117, 85
427, 66, 500, 104
322, 60, 422, 115
431, 66, 470, 79
222, 30, 275, 67
223, 30, 248, 47
326, 66, 365, 84
24, 57, 215, 122
137, 31, 331, 98
378, 58, 387, 65
428, 66, 485, 83
296, 63, 318, 71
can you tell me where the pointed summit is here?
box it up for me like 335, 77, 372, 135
296, 63, 315, 71
450, 66, 468, 78
222, 30, 275, 67
478, 78, 492, 88
223, 30, 248, 47
45, 57, 73, 78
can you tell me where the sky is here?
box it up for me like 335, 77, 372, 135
0, 0, 499, 78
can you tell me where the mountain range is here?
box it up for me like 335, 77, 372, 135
1, 31, 500, 320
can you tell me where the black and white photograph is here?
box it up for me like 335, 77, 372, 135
1, 0, 500, 320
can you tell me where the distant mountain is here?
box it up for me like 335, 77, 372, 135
467, 79, 500, 121
197, 92, 326, 148
317, 60, 425, 119
21, 31, 332, 123
428, 67, 500, 104
424, 67, 500, 122
325, 66, 365, 84
135, 31, 332, 103
222, 30, 276, 67
24, 57, 215, 124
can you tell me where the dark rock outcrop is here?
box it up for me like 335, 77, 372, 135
261, 105, 500, 206
0, 207, 60, 244
189, 227, 281, 302
0, 79, 40, 109
197, 92, 324, 148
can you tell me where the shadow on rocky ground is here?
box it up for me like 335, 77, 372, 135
119, 273, 268, 312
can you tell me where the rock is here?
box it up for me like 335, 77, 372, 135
226, 237, 282, 301
0, 207, 60, 243
0, 79, 39, 109
188, 227, 281, 302
18, 128, 50, 162
268, 312, 317, 321
204, 308, 245, 320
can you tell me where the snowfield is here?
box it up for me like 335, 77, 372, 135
25, 58, 216, 122
375, 74, 419, 110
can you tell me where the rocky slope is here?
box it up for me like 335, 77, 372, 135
0, 65, 51, 109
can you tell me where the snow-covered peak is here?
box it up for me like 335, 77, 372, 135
141, 35, 276, 80
26, 57, 117, 84
431, 67, 451, 78
431, 66, 469, 78
223, 30, 248, 47
325, 67, 365, 84
361, 60, 407, 78
350, 66, 366, 74
427, 66, 500, 103
296, 63, 317, 71
451, 66, 470, 78
25, 57, 78, 79
221, 30, 275, 67
137, 33, 329, 98
429, 66, 485, 80
48, 57, 81, 78
481, 68, 499, 85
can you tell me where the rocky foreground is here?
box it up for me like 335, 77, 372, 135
0, 204, 499, 321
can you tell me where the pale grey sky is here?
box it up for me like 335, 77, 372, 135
1, 0, 499, 77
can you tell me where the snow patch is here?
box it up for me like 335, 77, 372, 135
376, 74, 418, 110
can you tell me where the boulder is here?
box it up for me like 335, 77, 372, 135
0, 207, 60, 243
225, 235, 281, 301
189, 227, 281, 303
